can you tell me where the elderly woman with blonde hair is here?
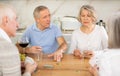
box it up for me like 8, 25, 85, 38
69, 5, 108, 58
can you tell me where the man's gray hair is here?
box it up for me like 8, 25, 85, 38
0, 3, 15, 24
33, 5, 48, 18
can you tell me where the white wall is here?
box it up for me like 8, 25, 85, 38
0, 0, 120, 28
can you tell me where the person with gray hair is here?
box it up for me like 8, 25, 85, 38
69, 5, 108, 58
0, 3, 37, 76
17, 5, 67, 62
89, 11, 120, 76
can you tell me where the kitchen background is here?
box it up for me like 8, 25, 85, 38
1, 0, 120, 53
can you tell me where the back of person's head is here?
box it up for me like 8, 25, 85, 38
33, 5, 48, 18
78, 4, 97, 23
0, 3, 15, 25
0, 3, 18, 37
108, 12, 120, 48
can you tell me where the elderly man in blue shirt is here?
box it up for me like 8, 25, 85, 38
17, 5, 67, 62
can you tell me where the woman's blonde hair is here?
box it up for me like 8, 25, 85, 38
108, 12, 120, 48
78, 5, 97, 24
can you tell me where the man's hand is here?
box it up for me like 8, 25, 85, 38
25, 62, 37, 73
26, 46, 42, 53
47, 50, 63, 62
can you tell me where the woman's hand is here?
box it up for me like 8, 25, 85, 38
83, 50, 94, 58
73, 49, 83, 58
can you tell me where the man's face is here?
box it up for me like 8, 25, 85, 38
6, 10, 19, 37
36, 9, 51, 30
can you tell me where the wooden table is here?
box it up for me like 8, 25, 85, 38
29, 54, 92, 76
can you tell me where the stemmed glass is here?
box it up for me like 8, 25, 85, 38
18, 37, 29, 74
18, 37, 29, 47
18, 37, 29, 53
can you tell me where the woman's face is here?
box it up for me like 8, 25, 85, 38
80, 9, 94, 27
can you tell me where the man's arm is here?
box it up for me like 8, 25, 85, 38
56, 36, 67, 53
48, 36, 67, 62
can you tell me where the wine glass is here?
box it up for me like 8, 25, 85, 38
18, 37, 29, 53
18, 37, 29, 73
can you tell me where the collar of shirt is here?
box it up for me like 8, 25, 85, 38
0, 28, 12, 43
32, 23, 52, 32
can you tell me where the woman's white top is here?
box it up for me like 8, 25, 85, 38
68, 25, 108, 53
90, 49, 120, 76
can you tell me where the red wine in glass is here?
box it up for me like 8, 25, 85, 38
18, 37, 29, 48
19, 43, 29, 48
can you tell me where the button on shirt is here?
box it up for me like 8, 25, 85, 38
22, 23, 62, 54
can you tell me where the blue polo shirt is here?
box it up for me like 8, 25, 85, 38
22, 23, 62, 54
